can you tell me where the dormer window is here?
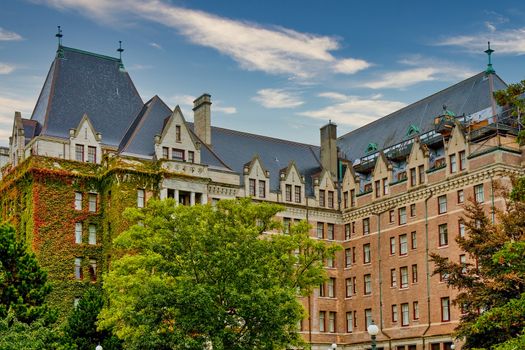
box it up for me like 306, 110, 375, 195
258, 180, 266, 199
249, 179, 256, 196
162, 147, 169, 159
87, 146, 96, 163
188, 151, 195, 163
285, 184, 292, 201
294, 186, 301, 203
319, 189, 326, 207
172, 148, 184, 161
75, 145, 84, 162
176, 125, 181, 142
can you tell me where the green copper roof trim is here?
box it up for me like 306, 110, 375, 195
366, 142, 378, 154
60, 46, 121, 62
406, 124, 420, 137
484, 41, 496, 75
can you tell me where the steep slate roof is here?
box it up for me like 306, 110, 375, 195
30, 46, 144, 147
337, 72, 507, 161
21, 119, 40, 145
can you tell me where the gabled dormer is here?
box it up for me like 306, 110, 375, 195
9, 112, 25, 166
279, 161, 305, 205
155, 106, 200, 164
341, 161, 359, 209
445, 122, 468, 175
69, 114, 102, 163
314, 169, 338, 209
243, 155, 270, 199
406, 137, 429, 187
372, 152, 391, 199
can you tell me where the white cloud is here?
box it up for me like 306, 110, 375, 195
252, 89, 304, 109
170, 94, 236, 115
437, 27, 525, 55
0, 63, 16, 75
36, 0, 371, 79
149, 42, 162, 49
214, 106, 237, 114
363, 67, 439, 89
0, 28, 23, 41
0, 95, 35, 126
298, 93, 406, 127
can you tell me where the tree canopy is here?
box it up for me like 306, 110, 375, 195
99, 198, 338, 350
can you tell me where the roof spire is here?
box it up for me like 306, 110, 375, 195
55, 26, 64, 58
117, 40, 125, 70
484, 41, 495, 75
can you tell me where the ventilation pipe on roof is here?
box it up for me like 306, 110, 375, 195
193, 94, 212, 147
320, 121, 338, 180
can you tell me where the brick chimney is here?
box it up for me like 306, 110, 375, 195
193, 94, 212, 146
320, 121, 338, 180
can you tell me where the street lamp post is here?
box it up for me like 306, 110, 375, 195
329, 343, 337, 350
367, 320, 379, 350
95, 345, 102, 350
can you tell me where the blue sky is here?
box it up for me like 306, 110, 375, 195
1, 0, 525, 147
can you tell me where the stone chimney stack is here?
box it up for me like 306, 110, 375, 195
320, 121, 338, 180
193, 94, 212, 146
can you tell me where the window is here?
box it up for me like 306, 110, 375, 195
249, 179, 256, 196
137, 189, 145, 208
294, 186, 301, 203
363, 218, 370, 235
319, 311, 326, 332
89, 259, 97, 282
319, 190, 325, 207
285, 184, 292, 201
327, 256, 335, 268
88, 224, 96, 245
413, 301, 419, 320
449, 154, 457, 173
401, 303, 409, 326
258, 180, 266, 198
410, 168, 417, 186
74, 258, 82, 280
328, 278, 336, 298
352, 277, 357, 294
172, 148, 184, 161
460, 254, 467, 274
364, 274, 372, 295
390, 268, 397, 287
411, 231, 417, 249
392, 304, 398, 322
75, 222, 82, 244
345, 224, 351, 240
375, 180, 381, 198
383, 178, 389, 195
399, 234, 408, 255
345, 248, 352, 268
352, 221, 356, 234
319, 283, 325, 297
389, 210, 395, 223
75, 192, 82, 210
400, 266, 409, 288
346, 278, 353, 297
457, 189, 464, 203
188, 151, 195, 163
317, 222, 324, 239
283, 218, 291, 234
327, 223, 335, 240
459, 150, 466, 170
412, 264, 418, 283
88, 193, 97, 212
441, 297, 450, 321
327, 191, 334, 208
350, 189, 356, 207
459, 220, 465, 237
363, 244, 371, 264
418, 165, 425, 184
329, 312, 336, 333
390, 237, 396, 255
399, 207, 407, 225
438, 195, 447, 214
439, 224, 448, 246
73, 298, 80, 308
346, 312, 353, 332
410, 203, 416, 217
162, 147, 169, 159
475, 184, 484, 203
352, 247, 356, 263
365, 309, 373, 328
175, 125, 181, 142
87, 146, 96, 163
75, 144, 84, 162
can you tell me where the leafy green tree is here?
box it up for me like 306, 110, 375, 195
0, 223, 53, 324
494, 79, 525, 145
64, 287, 121, 350
99, 198, 338, 350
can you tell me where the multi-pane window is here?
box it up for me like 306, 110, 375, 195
383, 178, 389, 195
390, 268, 397, 287
345, 224, 351, 240
350, 189, 355, 207
258, 180, 266, 198
363, 218, 370, 235
88, 193, 97, 212
249, 179, 256, 196
401, 303, 409, 326
329, 312, 336, 333
327, 224, 335, 240
392, 304, 398, 322
285, 184, 292, 201
390, 237, 396, 255
319, 190, 325, 207
412, 264, 418, 283
172, 148, 184, 161
459, 220, 465, 237
75, 192, 82, 210
75, 222, 82, 244
460, 254, 467, 273
449, 154, 457, 173
346, 278, 353, 297
317, 222, 324, 239
398, 207, 407, 225
175, 125, 181, 142
411, 231, 417, 249
352, 277, 357, 294
352, 247, 356, 264
346, 312, 353, 332
399, 234, 408, 255
328, 278, 336, 298
389, 210, 395, 223
365, 309, 373, 328
418, 165, 425, 184
459, 150, 466, 170
162, 147, 169, 159
74, 258, 82, 280
87, 146, 96, 163
89, 259, 97, 282
137, 189, 145, 208
475, 184, 484, 203
364, 274, 372, 295
283, 218, 291, 234
319, 311, 326, 332
343, 191, 348, 208
75, 144, 84, 162
413, 301, 419, 320
319, 283, 325, 297
294, 186, 301, 203
327, 256, 335, 268
438, 195, 447, 214
375, 180, 381, 198
400, 266, 409, 288
327, 191, 334, 208
345, 248, 352, 268
363, 244, 371, 264
439, 224, 448, 246
441, 297, 450, 321
410, 203, 416, 217
410, 168, 417, 186
88, 224, 96, 245
188, 151, 195, 163
457, 189, 464, 203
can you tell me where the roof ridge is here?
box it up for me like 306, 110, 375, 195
60, 46, 121, 62
186, 126, 232, 171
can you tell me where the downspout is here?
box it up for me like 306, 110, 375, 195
422, 190, 434, 349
